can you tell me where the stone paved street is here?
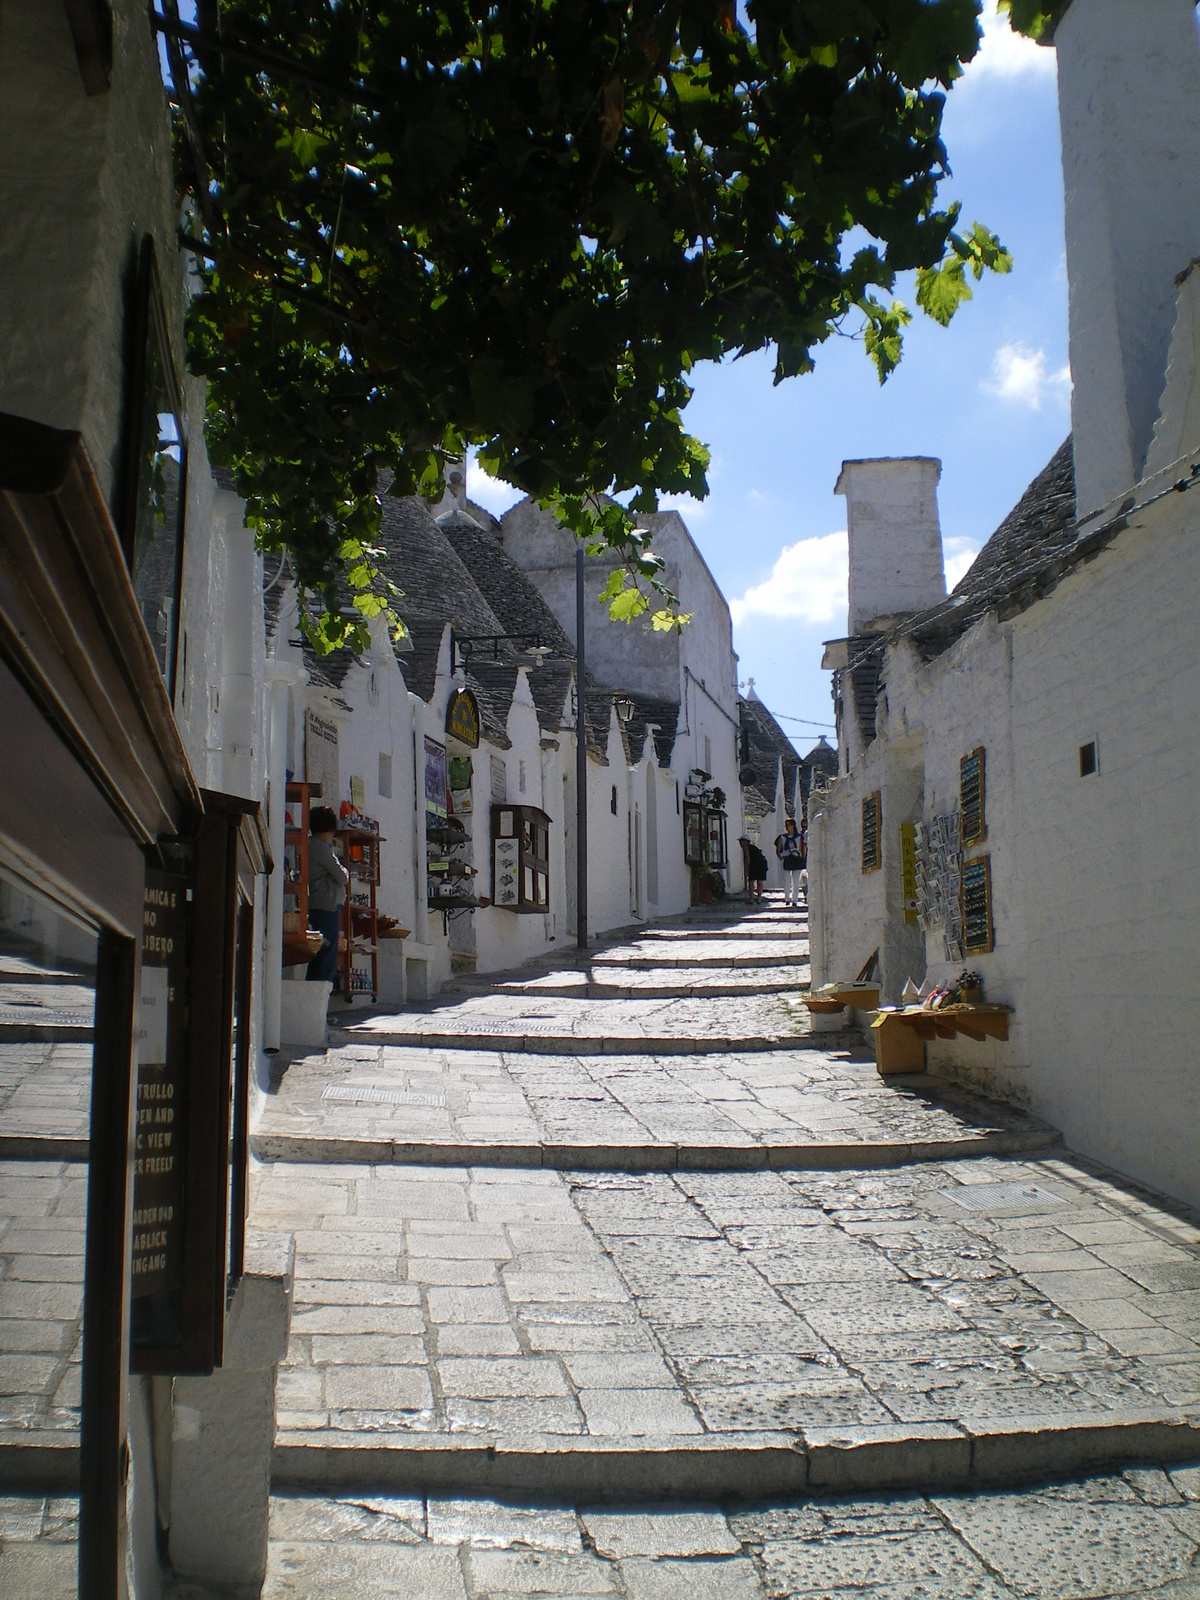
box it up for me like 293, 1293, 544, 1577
233, 902, 1200, 1594
253, 1472, 1200, 1599
12, 901, 1197, 1595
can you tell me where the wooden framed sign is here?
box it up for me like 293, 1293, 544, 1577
446, 687, 480, 747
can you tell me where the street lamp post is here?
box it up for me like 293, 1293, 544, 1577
575, 544, 588, 951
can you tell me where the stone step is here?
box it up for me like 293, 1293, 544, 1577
272, 1411, 1200, 1500
636, 925, 808, 942
0, 1435, 78, 1490
0, 1134, 88, 1160
252, 1124, 1063, 1171
439, 976, 807, 1000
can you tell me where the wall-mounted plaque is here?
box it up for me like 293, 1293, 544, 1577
861, 792, 882, 873
130, 869, 187, 1338
960, 747, 986, 847
962, 854, 994, 955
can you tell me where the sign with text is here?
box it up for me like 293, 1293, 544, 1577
446, 687, 480, 748
132, 869, 188, 1298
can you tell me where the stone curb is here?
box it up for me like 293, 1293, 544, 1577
0, 1436, 79, 1489
331, 1029, 833, 1056
271, 1411, 1200, 1498
251, 1126, 1062, 1170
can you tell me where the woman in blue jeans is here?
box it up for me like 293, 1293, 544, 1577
306, 806, 349, 984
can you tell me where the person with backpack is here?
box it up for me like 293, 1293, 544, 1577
739, 836, 769, 902
774, 816, 806, 908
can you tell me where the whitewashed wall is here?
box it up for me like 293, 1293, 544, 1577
0, 0, 178, 500
1008, 485, 1200, 1205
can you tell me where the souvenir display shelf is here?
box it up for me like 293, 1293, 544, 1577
336, 820, 383, 1001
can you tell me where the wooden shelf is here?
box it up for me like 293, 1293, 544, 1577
870, 1003, 1013, 1075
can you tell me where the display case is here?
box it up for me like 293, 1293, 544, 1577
491, 804, 551, 912
683, 801, 728, 868
281, 780, 319, 966
336, 819, 383, 1001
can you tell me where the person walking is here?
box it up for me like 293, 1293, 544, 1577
306, 805, 349, 986
774, 816, 806, 909
739, 836, 768, 902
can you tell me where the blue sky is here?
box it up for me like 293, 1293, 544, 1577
471, 4, 1070, 753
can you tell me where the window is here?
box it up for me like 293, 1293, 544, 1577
1079, 740, 1098, 777
518, 759, 527, 794
378, 752, 392, 799
122, 237, 187, 700
960, 747, 986, 846
610, 784, 618, 815
861, 791, 882, 873
703, 734, 711, 773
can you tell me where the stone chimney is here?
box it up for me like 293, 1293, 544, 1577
1055, 0, 1200, 518
834, 457, 946, 634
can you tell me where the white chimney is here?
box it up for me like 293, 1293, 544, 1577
834, 457, 946, 635
1055, 0, 1200, 518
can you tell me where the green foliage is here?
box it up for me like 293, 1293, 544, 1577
916, 218, 1012, 328
997, 0, 1069, 42
178, 0, 1008, 648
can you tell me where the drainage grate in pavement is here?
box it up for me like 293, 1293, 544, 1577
462, 1020, 557, 1035
322, 1085, 447, 1108
943, 1181, 1066, 1213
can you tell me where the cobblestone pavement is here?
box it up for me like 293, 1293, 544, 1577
0, 1160, 83, 1452
342, 990, 807, 1050
255, 1149, 1200, 1460
253, 1042, 1058, 1167
257, 1473, 1200, 1599
9, 1472, 1200, 1599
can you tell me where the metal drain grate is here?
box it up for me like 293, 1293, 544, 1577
942, 1182, 1066, 1213
464, 1020, 557, 1035
322, 1085, 446, 1108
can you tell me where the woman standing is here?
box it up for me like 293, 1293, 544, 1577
306, 805, 350, 985
773, 816, 806, 909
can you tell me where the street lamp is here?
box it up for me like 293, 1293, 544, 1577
575, 545, 588, 951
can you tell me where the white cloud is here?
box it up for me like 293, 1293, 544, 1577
658, 492, 710, 519
962, 1, 1057, 82
465, 456, 524, 516
730, 531, 848, 628
943, 535, 982, 591
982, 342, 1071, 410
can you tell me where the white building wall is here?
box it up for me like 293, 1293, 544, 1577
0, 0, 179, 500
1055, 0, 1200, 517
1008, 494, 1200, 1205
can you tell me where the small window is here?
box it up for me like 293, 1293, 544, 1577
610, 784, 618, 815
1079, 740, 1098, 778
378, 752, 392, 799
518, 759, 527, 794
861, 791, 882, 873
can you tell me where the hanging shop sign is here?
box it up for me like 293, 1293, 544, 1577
446, 687, 480, 748
960, 746, 986, 847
